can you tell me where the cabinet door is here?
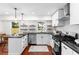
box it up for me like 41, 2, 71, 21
42, 34, 52, 45
25, 35, 28, 47
41, 34, 48, 44
36, 34, 43, 44
37, 34, 48, 44
29, 34, 36, 44
8, 38, 22, 55
22, 36, 25, 48
37, 34, 52, 45
52, 11, 58, 26
62, 43, 68, 55
62, 43, 73, 55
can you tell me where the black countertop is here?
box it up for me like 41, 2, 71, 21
52, 35, 64, 41
53, 35, 79, 54
4, 32, 53, 38
3, 33, 28, 38
20, 32, 53, 34
3, 35, 25, 38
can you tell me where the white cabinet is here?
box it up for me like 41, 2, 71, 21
8, 35, 28, 55
36, 34, 52, 45
36, 34, 44, 44
52, 4, 70, 27
62, 43, 79, 55
21, 35, 28, 52
52, 11, 59, 26
62, 43, 73, 55
8, 38, 22, 55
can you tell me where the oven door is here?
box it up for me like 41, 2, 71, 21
53, 40, 61, 55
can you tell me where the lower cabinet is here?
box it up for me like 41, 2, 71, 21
21, 35, 28, 53
8, 38, 22, 55
8, 35, 28, 55
62, 43, 78, 55
36, 34, 52, 45
28, 34, 36, 44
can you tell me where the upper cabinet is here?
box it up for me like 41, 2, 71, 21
52, 3, 70, 27
52, 11, 59, 26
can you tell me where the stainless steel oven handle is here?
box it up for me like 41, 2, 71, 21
53, 40, 60, 46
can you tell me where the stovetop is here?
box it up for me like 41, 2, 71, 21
63, 41, 79, 54
53, 35, 75, 42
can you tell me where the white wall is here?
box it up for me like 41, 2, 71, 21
1, 21, 11, 34
20, 20, 52, 32
1, 15, 51, 20
70, 3, 79, 24
0, 21, 3, 33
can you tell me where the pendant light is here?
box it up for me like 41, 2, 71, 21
21, 13, 24, 20
21, 13, 24, 25
14, 8, 17, 20
14, 8, 18, 23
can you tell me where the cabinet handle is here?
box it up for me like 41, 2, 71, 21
63, 46, 67, 49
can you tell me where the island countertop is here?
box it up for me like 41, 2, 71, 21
19, 32, 53, 34
3, 35, 25, 38
3, 32, 53, 38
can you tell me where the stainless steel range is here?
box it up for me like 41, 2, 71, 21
53, 35, 62, 55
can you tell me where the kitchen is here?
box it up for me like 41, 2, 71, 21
0, 3, 79, 55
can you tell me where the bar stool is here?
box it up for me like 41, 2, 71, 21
1, 34, 8, 53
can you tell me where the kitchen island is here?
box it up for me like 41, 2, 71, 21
3, 32, 54, 55
3, 34, 28, 55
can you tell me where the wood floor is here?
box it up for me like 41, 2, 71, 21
0, 43, 8, 55
22, 44, 55, 55
0, 44, 55, 55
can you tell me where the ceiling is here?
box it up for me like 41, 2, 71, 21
0, 3, 66, 17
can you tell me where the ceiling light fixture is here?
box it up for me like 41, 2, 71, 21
14, 8, 17, 20
14, 8, 18, 23
21, 13, 24, 20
